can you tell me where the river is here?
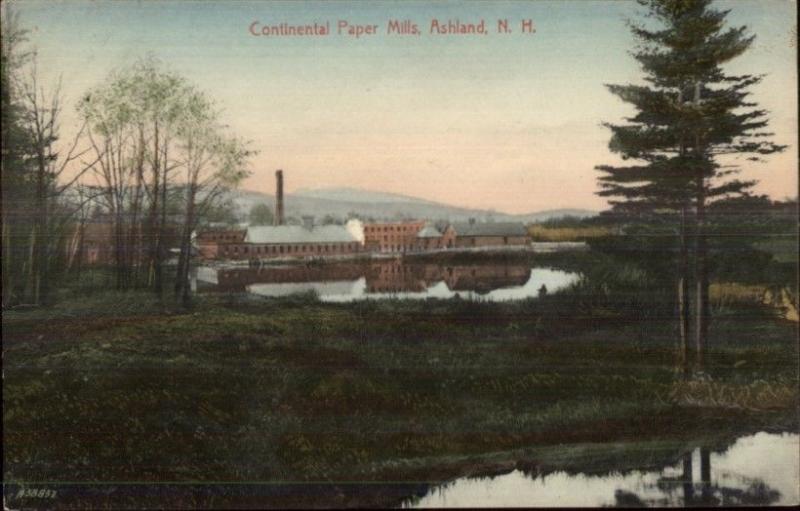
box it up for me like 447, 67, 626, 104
401, 432, 799, 508
194, 259, 580, 302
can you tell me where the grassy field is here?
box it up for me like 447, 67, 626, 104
4, 268, 798, 507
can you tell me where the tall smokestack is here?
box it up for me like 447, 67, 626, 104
274, 169, 284, 226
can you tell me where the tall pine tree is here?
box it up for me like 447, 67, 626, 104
596, 0, 785, 371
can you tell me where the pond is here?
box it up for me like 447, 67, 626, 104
194, 259, 580, 302
401, 432, 799, 508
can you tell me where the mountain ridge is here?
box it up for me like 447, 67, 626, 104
229, 187, 598, 223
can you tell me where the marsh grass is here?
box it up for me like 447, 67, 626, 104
528, 225, 612, 242
670, 377, 798, 411
4, 290, 796, 488
3, 250, 797, 508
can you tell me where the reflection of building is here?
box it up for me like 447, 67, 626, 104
365, 259, 428, 292
209, 263, 366, 292
443, 264, 530, 293
363, 221, 425, 253
444, 220, 528, 248
200, 259, 533, 296
363, 260, 530, 294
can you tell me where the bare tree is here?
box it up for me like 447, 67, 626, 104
17, 62, 99, 303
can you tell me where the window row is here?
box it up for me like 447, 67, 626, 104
221, 243, 360, 255
364, 225, 421, 234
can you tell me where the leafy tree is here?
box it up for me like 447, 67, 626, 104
248, 203, 274, 225
596, 0, 785, 370
201, 198, 240, 226
80, 56, 192, 292
80, 57, 252, 303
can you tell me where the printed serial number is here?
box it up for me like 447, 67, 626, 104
16, 488, 57, 499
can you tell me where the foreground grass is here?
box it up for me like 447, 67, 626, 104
3, 285, 798, 507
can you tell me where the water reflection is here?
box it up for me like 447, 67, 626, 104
194, 259, 579, 302
402, 432, 798, 508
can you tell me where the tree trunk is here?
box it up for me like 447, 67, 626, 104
114, 205, 126, 290
130, 132, 145, 288
72, 218, 86, 277
2, 217, 12, 307
175, 185, 196, 306
692, 81, 709, 373
694, 176, 709, 371
31, 146, 46, 304
678, 206, 691, 377
146, 123, 160, 291
155, 142, 169, 297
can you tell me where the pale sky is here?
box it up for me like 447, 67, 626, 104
8, 0, 798, 214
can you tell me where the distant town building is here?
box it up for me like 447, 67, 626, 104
444, 219, 529, 248
78, 221, 115, 265
363, 220, 425, 253
67, 216, 182, 266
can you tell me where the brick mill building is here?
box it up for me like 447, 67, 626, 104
363, 220, 425, 253
415, 224, 445, 251
444, 220, 529, 248
196, 228, 246, 259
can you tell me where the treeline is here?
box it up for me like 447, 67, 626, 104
589, 196, 797, 285
1, 12, 251, 307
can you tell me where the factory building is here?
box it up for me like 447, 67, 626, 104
415, 224, 445, 251
198, 171, 360, 261
196, 228, 246, 259
196, 170, 530, 261
363, 220, 426, 253
444, 220, 529, 248
219, 219, 362, 260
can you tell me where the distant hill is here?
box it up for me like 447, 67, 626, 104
228, 187, 597, 224
293, 187, 435, 205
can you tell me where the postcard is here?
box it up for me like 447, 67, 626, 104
2, 0, 798, 508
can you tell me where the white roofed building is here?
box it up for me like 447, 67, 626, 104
216, 219, 363, 260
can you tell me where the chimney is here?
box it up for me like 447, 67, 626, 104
302, 215, 314, 231
274, 170, 284, 226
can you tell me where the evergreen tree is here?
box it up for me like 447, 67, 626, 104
596, 0, 785, 370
